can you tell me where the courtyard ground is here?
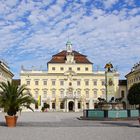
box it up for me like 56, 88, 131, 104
0, 112, 139, 140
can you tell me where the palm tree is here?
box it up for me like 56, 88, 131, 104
0, 81, 36, 127
0, 81, 35, 116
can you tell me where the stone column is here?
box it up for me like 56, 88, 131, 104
65, 99, 69, 112
66, 100, 69, 112
74, 99, 78, 112
89, 99, 94, 109
55, 100, 60, 111
50, 101, 52, 110
82, 101, 84, 110
64, 100, 66, 112
41, 96, 43, 107
92, 100, 95, 109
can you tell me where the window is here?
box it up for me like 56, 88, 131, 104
52, 103, 55, 109
102, 80, 105, 86
35, 102, 38, 109
43, 91, 47, 98
77, 67, 80, 71
69, 82, 72, 86
60, 67, 64, 71
77, 91, 81, 97
60, 81, 64, 86
52, 90, 55, 98
102, 90, 105, 98
69, 67, 72, 70
86, 90, 89, 98
77, 81, 81, 86
60, 102, 64, 109
121, 90, 125, 97
60, 90, 64, 98
35, 81, 39, 85
93, 80, 97, 86
85, 81, 89, 86
85, 67, 88, 71
52, 80, 56, 86
86, 103, 89, 109
26, 80, 30, 86
78, 102, 81, 109
43, 80, 47, 85
52, 67, 55, 70
94, 90, 97, 98
35, 90, 38, 98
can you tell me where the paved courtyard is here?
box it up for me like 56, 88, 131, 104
0, 112, 140, 140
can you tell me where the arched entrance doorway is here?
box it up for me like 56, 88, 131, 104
68, 101, 74, 111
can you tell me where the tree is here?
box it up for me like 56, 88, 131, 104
127, 83, 140, 107
0, 81, 36, 116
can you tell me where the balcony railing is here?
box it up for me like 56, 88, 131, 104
64, 94, 81, 99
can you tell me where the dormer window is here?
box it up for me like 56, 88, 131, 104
85, 67, 89, 71
69, 82, 72, 86
26, 80, 30, 86
77, 67, 80, 71
52, 67, 55, 71
35, 80, 39, 86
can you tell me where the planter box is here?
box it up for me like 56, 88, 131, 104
88, 110, 104, 118
108, 110, 128, 118
127, 110, 140, 117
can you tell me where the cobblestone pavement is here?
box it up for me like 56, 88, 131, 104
0, 112, 140, 140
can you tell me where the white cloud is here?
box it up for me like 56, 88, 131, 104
103, 0, 119, 9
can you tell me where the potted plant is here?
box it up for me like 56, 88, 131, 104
0, 81, 36, 127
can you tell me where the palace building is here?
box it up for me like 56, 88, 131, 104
126, 61, 140, 90
125, 61, 140, 109
20, 41, 120, 112
0, 60, 14, 83
0, 60, 14, 112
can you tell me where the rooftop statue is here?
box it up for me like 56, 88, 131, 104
105, 62, 113, 72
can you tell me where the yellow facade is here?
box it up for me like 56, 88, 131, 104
0, 60, 14, 112
0, 60, 14, 83
126, 62, 140, 90
20, 42, 120, 112
125, 62, 140, 109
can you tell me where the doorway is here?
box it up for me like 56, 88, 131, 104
68, 101, 74, 111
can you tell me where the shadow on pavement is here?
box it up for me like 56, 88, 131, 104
1, 120, 139, 128
101, 122, 140, 128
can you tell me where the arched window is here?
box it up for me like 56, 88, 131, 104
60, 102, 64, 109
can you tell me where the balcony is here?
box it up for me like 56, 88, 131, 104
65, 94, 81, 99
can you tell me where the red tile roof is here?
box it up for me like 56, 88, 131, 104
48, 50, 92, 64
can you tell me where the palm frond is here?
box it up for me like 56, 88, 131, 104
0, 81, 35, 116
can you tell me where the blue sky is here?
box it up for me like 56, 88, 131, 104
0, 0, 140, 79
